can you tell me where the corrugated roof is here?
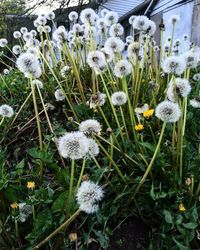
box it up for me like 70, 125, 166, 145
102, 0, 144, 18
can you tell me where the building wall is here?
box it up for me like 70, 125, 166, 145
191, 0, 200, 45
98, 0, 143, 18
151, 0, 195, 48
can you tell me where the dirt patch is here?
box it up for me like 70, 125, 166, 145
89, 217, 150, 250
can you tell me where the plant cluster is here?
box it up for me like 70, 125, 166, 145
0, 8, 200, 250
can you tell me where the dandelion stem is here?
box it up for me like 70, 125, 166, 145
76, 158, 86, 190
134, 122, 166, 195
0, 117, 5, 126
30, 76, 43, 180
97, 140, 127, 183
34, 209, 81, 249
67, 159, 75, 216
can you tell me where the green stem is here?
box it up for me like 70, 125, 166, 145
134, 122, 166, 195
97, 140, 127, 183
67, 159, 75, 216
30, 77, 43, 151
100, 74, 125, 143
0, 117, 5, 126
15, 219, 19, 239
32, 205, 36, 221
76, 158, 86, 190
34, 209, 81, 249
30, 77, 43, 180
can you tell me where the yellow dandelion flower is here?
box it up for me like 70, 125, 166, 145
179, 203, 186, 212
10, 202, 18, 209
135, 124, 144, 131
143, 109, 154, 118
69, 233, 77, 242
27, 181, 35, 190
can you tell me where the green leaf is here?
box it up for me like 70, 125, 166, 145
163, 210, 173, 224
173, 237, 188, 250
26, 209, 52, 243
182, 222, 197, 229
91, 167, 107, 182
16, 159, 25, 169
28, 148, 39, 158
51, 191, 67, 212
4, 187, 17, 202
15, 159, 25, 174
191, 206, 198, 221
139, 142, 156, 152
175, 214, 183, 225
150, 183, 156, 200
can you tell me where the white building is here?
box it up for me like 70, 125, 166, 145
96, 0, 200, 46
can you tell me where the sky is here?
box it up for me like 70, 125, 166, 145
26, 0, 59, 14
26, 0, 83, 14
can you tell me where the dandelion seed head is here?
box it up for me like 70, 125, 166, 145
162, 56, 186, 75
87, 51, 106, 69
23, 32, 33, 42
0, 104, 14, 118
111, 91, 127, 106
19, 203, 32, 222
97, 18, 106, 29
169, 15, 180, 25
128, 42, 140, 58
89, 92, 107, 109
32, 79, 43, 89
155, 100, 181, 123
46, 11, 55, 20
61, 65, 70, 78
80, 8, 96, 25
69, 11, 78, 22
30, 30, 37, 37
104, 11, 118, 26
190, 97, 200, 108
114, 59, 132, 78
3, 69, 10, 75
76, 181, 103, 214
86, 138, 100, 159
101, 8, 109, 17
54, 89, 65, 101
101, 48, 113, 63
193, 73, 200, 81
13, 31, 21, 39
53, 26, 68, 42
104, 37, 125, 55
147, 20, 156, 35
109, 23, 124, 37
132, 16, 150, 31
72, 23, 83, 35
129, 15, 136, 25
182, 51, 198, 69
0, 38, 8, 47
58, 131, 89, 159
79, 119, 101, 136
84, 26, 97, 40
167, 78, 191, 101
37, 16, 47, 26
20, 27, 28, 34
44, 25, 51, 33
16, 53, 42, 78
